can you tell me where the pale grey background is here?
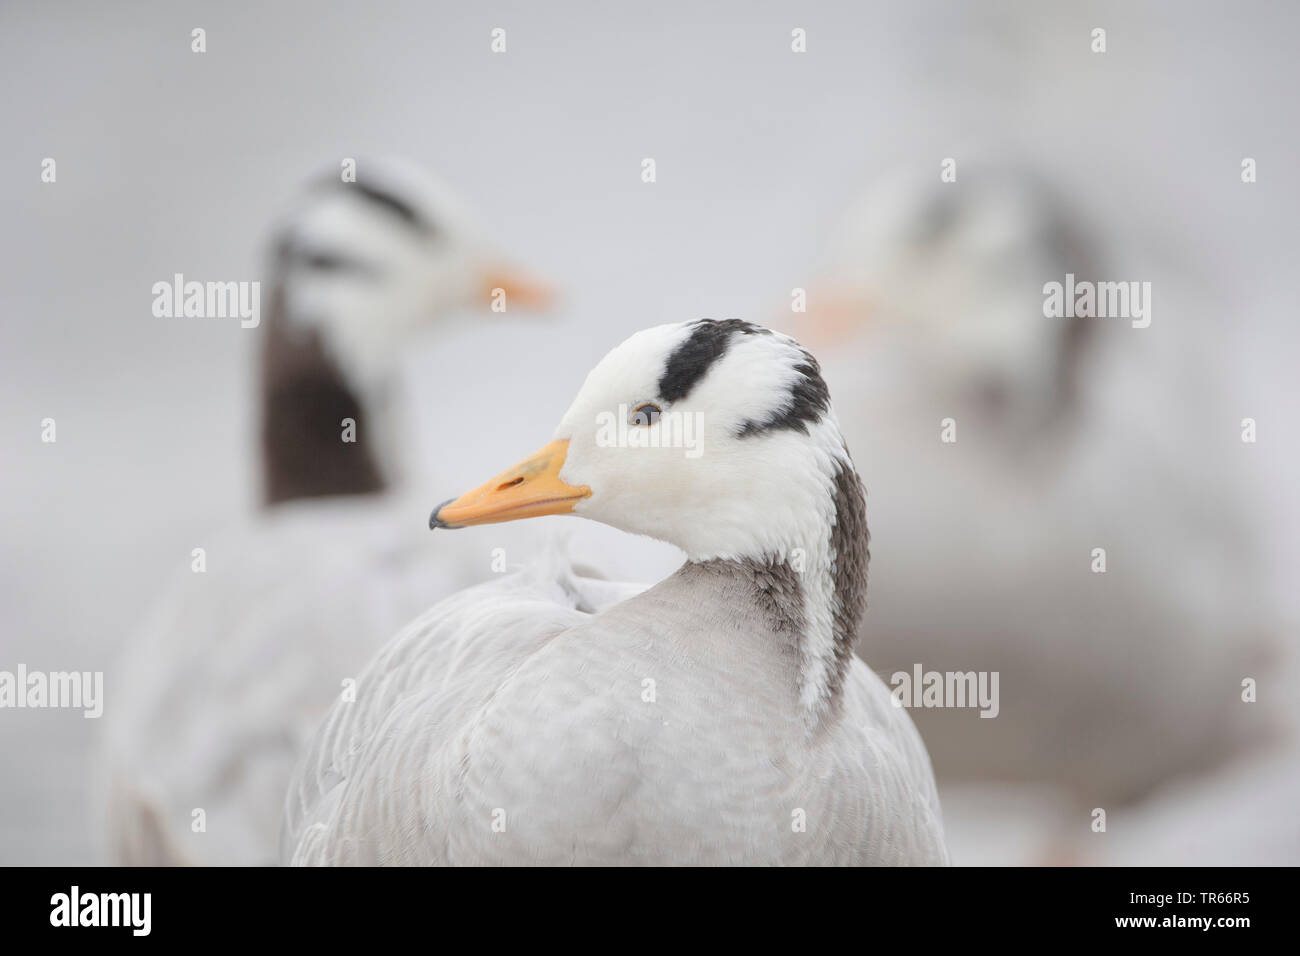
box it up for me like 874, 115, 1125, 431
2, 0, 1297, 863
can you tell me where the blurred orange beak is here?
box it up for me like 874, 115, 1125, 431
480, 267, 557, 313
430, 439, 590, 529
795, 288, 873, 349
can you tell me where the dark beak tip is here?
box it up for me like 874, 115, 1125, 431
429, 499, 461, 530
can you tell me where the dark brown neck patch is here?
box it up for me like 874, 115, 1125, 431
685, 450, 869, 719
827, 452, 869, 700
259, 286, 386, 506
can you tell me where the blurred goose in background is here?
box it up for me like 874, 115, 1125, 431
102, 159, 555, 865
795, 163, 1276, 823
283, 319, 949, 866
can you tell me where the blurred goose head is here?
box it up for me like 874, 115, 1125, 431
431, 319, 867, 715
261, 159, 555, 504
800, 164, 1096, 432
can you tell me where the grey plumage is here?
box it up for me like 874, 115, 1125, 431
283, 558, 947, 865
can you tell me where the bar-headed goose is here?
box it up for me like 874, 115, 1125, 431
802, 163, 1097, 441
102, 160, 553, 865
796, 163, 1273, 810
283, 319, 949, 866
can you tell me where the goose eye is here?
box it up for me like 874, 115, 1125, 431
629, 402, 662, 427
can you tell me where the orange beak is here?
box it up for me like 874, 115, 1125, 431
430, 439, 590, 529
794, 288, 873, 349
480, 267, 558, 313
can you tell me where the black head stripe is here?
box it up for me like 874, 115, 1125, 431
347, 179, 434, 235
658, 319, 769, 403
659, 319, 830, 436
308, 175, 436, 237
298, 250, 382, 277
272, 231, 384, 279
737, 355, 830, 437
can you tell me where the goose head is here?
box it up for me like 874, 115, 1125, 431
800, 165, 1095, 430
269, 158, 554, 393
432, 319, 867, 717
260, 159, 554, 503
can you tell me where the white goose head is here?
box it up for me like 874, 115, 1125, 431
261, 159, 554, 505
801, 164, 1095, 429
271, 158, 554, 396
432, 319, 868, 718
